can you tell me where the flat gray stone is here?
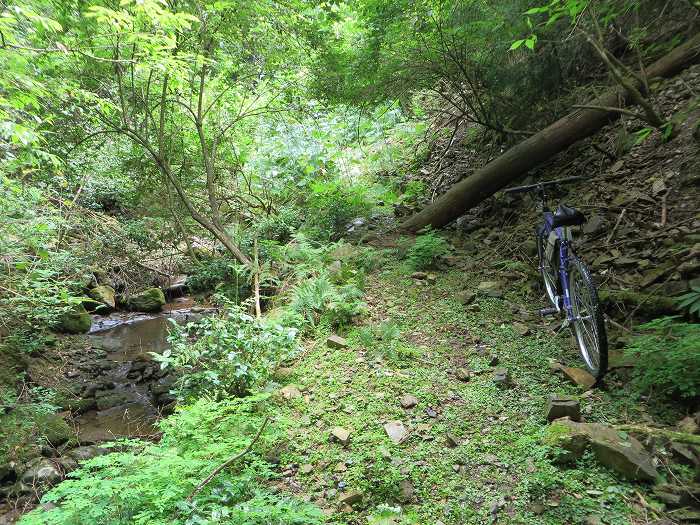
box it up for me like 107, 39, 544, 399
327, 335, 348, 349
384, 421, 408, 444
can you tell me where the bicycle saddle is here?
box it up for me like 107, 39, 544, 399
551, 204, 586, 228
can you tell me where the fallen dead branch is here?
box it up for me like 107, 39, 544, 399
187, 416, 270, 501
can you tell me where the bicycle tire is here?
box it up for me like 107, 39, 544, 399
536, 231, 560, 308
567, 255, 608, 380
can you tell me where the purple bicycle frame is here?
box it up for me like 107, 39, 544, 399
540, 211, 575, 321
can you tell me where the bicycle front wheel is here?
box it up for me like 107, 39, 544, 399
567, 255, 608, 380
537, 232, 559, 308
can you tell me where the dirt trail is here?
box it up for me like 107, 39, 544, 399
273, 257, 679, 524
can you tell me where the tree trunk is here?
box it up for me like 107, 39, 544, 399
400, 34, 700, 233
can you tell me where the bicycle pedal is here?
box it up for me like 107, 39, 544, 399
539, 307, 559, 317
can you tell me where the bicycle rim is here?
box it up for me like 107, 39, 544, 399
537, 233, 559, 307
568, 256, 608, 379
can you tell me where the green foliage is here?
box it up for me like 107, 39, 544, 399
676, 282, 700, 317
0, 177, 87, 333
20, 396, 323, 525
405, 230, 450, 270
251, 207, 302, 243
367, 506, 419, 525
289, 273, 366, 329
623, 317, 700, 398
0, 387, 66, 466
153, 302, 299, 400
185, 257, 251, 302
352, 321, 419, 362
303, 180, 374, 241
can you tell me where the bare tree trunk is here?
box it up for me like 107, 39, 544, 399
400, 33, 700, 233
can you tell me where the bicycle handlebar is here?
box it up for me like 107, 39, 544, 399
503, 176, 584, 194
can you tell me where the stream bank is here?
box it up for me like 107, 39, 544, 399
0, 297, 214, 521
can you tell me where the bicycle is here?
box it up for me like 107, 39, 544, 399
504, 176, 608, 381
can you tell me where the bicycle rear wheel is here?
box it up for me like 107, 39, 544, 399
567, 255, 608, 380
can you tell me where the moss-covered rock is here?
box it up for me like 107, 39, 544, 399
57, 304, 92, 334
35, 413, 73, 446
88, 285, 116, 311
127, 287, 166, 312
543, 418, 659, 481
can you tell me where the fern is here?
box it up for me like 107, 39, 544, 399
405, 229, 450, 270
676, 282, 700, 317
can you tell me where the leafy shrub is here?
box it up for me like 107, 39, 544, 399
20, 396, 323, 525
303, 180, 373, 240
153, 303, 299, 400
185, 257, 251, 301
405, 230, 450, 270
623, 317, 700, 398
289, 273, 366, 329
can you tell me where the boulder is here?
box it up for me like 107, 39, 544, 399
66, 445, 108, 462
57, 304, 92, 334
88, 285, 116, 311
545, 418, 658, 481
20, 459, 62, 487
36, 414, 73, 446
127, 288, 165, 313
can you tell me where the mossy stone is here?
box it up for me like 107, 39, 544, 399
127, 288, 166, 313
35, 413, 73, 446
88, 285, 116, 311
57, 304, 92, 334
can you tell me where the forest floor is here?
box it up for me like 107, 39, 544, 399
272, 254, 688, 525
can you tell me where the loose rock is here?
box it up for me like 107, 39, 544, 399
559, 366, 596, 389
398, 479, 415, 503
544, 418, 658, 481
338, 489, 363, 506
384, 421, 408, 444
400, 394, 418, 409
455, 368, 471, 382
546, 395, 581, 422
279, 385, 302, 400
513, 323, 530, 336
477, 281, 503, 298
327, 335, 348, 349
493, 368, 511, 388
330, 427, 351, 446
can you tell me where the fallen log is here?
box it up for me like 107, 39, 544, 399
400, 34, 700, 232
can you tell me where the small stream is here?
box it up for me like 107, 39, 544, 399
74, 297, 213, 443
